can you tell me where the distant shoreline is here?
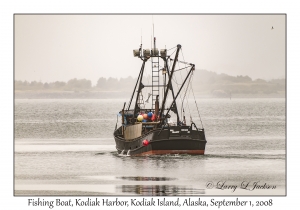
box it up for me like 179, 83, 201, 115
14, 90, 285, 99
14, 70, 285, 99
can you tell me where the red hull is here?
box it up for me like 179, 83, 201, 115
133, 149, 205, 156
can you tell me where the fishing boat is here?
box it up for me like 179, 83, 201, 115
113, 37, 207, 156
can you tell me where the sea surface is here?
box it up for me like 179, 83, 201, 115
14, 98, 286, 196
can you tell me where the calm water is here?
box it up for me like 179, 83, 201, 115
14, 98, 286, 196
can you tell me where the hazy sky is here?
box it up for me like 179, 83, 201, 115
15, 14, 285, 85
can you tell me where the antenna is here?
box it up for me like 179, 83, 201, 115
152, 15, 154, 38
152, 15, 155, 50
153, 25, 154, 39
151, 35, 152, 50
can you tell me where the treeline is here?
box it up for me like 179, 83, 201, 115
193, 70, 285, 96
15, 79, 92, 91
15, 70, 285, 96
15, 76, 152, 92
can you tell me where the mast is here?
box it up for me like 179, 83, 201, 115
132, 59, 147, 124
126, 64, 143, 112
164, 58, 180, 124
159, 44, 181, 120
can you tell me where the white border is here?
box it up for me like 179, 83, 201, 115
2, 0, 297, 209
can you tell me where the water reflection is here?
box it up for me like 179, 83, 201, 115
117, 185, 205, 196
117, 176, 176, 181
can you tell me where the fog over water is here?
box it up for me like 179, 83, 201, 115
15, 15, 285, 85
14, 98, 285, 196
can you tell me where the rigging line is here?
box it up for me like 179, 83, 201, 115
184, 78, 192, 122
182, 72, 192, 106
181, 85, 189, 120
172, 77, 182, 86
172, 76, 184, 103
168, 48, 177, 57
176, 52, 184, 86
172, 74, 184, 98
181, 68, 193, 121
174, 66, 190, 72
182, 84, 191, 124
170, 62, 181, 87
190, 71, 203, 128
176, 49, 186, 118
185, 90, 191, 123
180, 47, 189, 76
181, 47, 189, 76
175, 50, 187, 120
169, 58, 184, 118
169, 59, 181, 85
183, 68, 196, 125
181, 48, 186, 66
171, 67, 185, 120
167, 46, 177, 51
180, 47, 192, 121
185, 75, 194, 123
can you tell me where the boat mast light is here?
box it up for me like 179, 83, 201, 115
152, 48, 159, 56
160, 49, 167, 57
133, 49, 140, 57
143, 49, 150, 57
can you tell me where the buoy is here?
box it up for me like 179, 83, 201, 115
137, 115, 143, 121
142, 119, 147, 122
151, 114, 156, 121
142, 139, 149, 146
143, 114, 148, 119
147, 112, 153, 118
